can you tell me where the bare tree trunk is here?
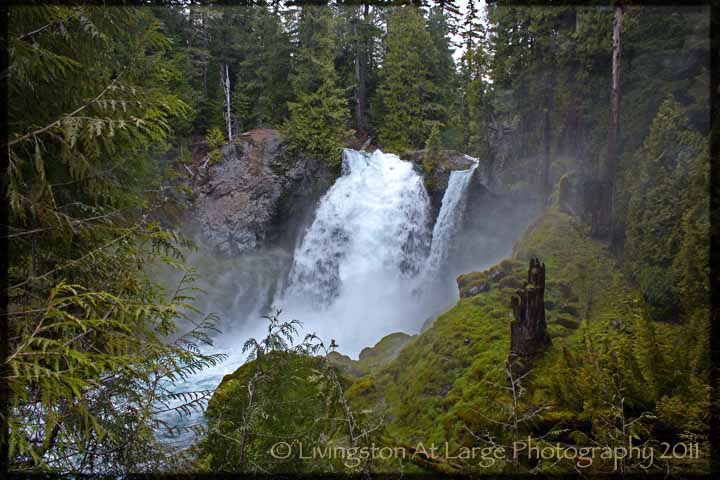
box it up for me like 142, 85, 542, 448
353, 6, 368, 136
594, 2, 623, 238
506, 366, 521, 474
607, 2, 623, 187
606, 1, 623, 238
510, 258, 551, 367
221, 64, 233, 142
320, 350, 358, 447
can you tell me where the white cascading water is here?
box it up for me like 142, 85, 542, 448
279, 149, 432, 356
277, 150, 480, 357
421, 157, 479, 280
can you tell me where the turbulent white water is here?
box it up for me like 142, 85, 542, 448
279, 149, 433, 356
274, 150, 481, 356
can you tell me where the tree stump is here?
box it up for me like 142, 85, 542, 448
509, 258, 551, 371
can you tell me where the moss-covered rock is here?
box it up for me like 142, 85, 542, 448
197, 351, 351, 473
358, 332, 414, 374
326, 332, 414, 380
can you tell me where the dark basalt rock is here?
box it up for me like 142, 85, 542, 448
188, 129, 333, 256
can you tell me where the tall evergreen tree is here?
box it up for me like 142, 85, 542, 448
458, 0, 490, 157
426, 3, 458, 139
6, 6, 223, 472
376, 6, 439, 151
232, 5, 293, 129
434, 0, 462, 36
283, 5, 352, 165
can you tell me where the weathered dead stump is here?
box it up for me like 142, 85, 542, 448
509, 258, 551, 371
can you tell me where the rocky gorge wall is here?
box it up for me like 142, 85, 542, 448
186, 129, 335, 257
174, 130, 542, 344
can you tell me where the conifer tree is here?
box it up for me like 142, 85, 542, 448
435, 0, 462, 36
283, 5, 352, 166
426, 3, 458, 137
232, 5, 293, 129
458, 0, 490, 156
376, 7, 439, 152
5, 6, 223, 472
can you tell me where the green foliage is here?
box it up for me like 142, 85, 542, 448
330, 332, 414, 379
621, 97, 707, 321
283, 85, 353, 167
205, 127, 225, 151
423, 122, 442, 173
198, 318, 380, 474
344, 210, 708, 474
425, 6, 457, 125
376, 7, 444, 152
282, 6, 352, 166
204, 127, 225, 165
6, 2, 709, 476
485, 4, 708, 201
228, 6, 293, 129
198, 351, 347, 473
6, 6, 222, 473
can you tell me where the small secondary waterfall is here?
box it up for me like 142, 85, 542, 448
421, 158, 479, 279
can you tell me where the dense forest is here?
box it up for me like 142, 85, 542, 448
3, 0, 712, 475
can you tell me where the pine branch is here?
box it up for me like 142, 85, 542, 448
5, 69, 126, 149
10, 222, 143, 290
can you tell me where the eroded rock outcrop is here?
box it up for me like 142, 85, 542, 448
189, 129, 333, 256
400, 149, 483, 216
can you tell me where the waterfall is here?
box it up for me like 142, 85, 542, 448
281, 149, 435, 356
421, 158, 479, 279
278, 150, 480, 357
159, 150, 481, 446
284, 149, 431, 309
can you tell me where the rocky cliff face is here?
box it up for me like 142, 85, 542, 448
186, 133, 543, 278
188, 129, 333, 256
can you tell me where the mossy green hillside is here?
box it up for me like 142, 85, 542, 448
328, 332, 414, 379
346, 209, 707, 474
198, 210, 708, 474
